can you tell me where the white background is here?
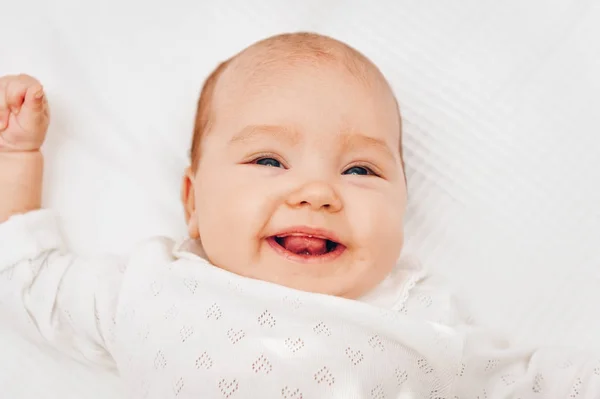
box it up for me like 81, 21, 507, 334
1, 0, 599, 397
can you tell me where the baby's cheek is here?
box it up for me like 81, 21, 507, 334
379, 200, 405, 250
195, 174, 239, 238
196, 176, 265, 247
349, 193, 404, 259
351, 190, 402, 232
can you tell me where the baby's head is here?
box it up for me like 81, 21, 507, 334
182, 32, 406, 298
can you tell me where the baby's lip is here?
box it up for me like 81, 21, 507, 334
266, 230, 347, 264
270, 226, 342, 245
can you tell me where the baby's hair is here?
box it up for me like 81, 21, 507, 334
190, 32, 403, 171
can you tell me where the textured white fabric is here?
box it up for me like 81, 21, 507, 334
2, 210, 600, 398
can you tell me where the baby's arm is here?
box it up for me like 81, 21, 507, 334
404, 275, 600, 397
453, 324, 600, 398
0, 75, 120, 367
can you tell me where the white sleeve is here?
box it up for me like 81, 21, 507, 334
453, 324, 600, 398
0, 210, 123, 369
403, 275, 600, 397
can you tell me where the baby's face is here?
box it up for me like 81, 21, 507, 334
183, 62, 406, 298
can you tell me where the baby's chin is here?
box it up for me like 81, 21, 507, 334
239, 258, 387, 299
201, 238, 392, 299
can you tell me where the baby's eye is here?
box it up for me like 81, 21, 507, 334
343, 165, 374, 176
255, 157, 283, 168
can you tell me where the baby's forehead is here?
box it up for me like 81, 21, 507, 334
211, 51, 399, 140
214, 37, 390, 102
215, 62, 396, 131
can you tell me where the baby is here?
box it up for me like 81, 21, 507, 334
0, 32, 599, 398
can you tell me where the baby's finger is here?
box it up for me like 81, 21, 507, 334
22, 83, 45, 112
5, 76, 35, 114
17, 84, 49, 135
0, 80, 9, 130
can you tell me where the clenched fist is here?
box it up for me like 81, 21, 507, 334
0, 74, 50, 152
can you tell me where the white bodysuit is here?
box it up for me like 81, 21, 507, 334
1, 210, 599, 398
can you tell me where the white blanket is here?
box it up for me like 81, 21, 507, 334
1, 0, 599, 397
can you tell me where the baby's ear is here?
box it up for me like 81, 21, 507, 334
181, 167, 200, 239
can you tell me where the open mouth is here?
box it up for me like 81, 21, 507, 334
267, 231, 346, 262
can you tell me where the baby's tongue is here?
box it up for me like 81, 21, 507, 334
282, 236, 327, 255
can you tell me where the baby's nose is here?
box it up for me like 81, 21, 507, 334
285, 180, 343, 212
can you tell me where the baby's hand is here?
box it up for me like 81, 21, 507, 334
0, 74, 49, 152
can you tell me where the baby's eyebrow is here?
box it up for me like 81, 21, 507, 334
229, 125, 397, 163
339, 132, 397, 163
229, 124, 301, 146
